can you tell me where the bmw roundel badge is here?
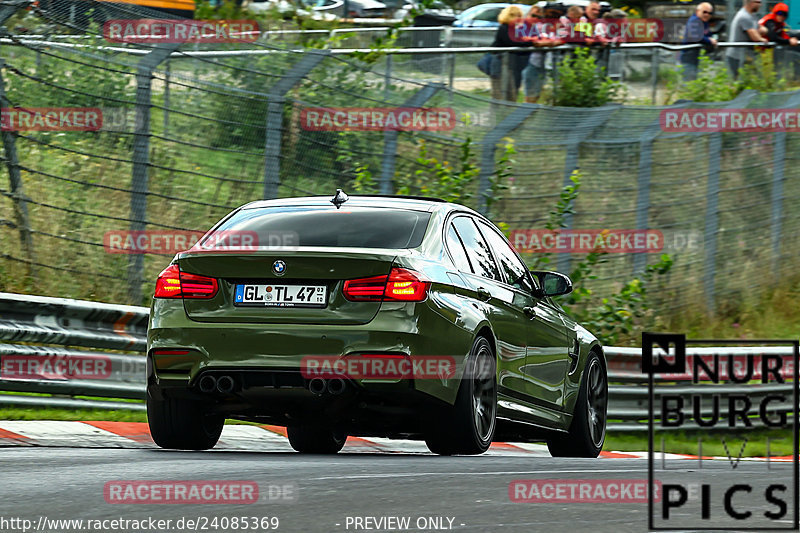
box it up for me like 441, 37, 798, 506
273, 260, 286, 276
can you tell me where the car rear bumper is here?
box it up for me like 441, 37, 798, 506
147, 299, 475, 409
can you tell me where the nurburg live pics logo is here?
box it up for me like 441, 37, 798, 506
642, 332, 800, 531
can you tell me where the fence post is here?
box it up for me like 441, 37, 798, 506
701, 91, 756, 312
477, 106, 535, 215
384, 53, 392, 100
501, 52, 511, 101
632, 140, 655, 275
0, 59, 36, 278
448, 52, 456, 102
380, 83, 443, 195
127, 43, 181, 305
650, 47, 658, 104
555, 106, 620, 274
702, 132, 721, 312
633, 114, 671, 274
262, 50, 330, 200
556, 145, 579, 274
768, 92, 800, 279
0, 0, 26, 22
163, 59, 170, 139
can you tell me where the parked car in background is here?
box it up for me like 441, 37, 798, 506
246, 0, 386, 18
453, 3, 530, 27
394, 0, 456, 22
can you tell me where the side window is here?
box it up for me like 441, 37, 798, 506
474, 7, 500, 21
478, 221, 536, 294
446, 224, 473, 273
451, 217, 502, 281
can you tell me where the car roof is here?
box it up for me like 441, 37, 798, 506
461, 2, 529, 11
239, 195, 482, 215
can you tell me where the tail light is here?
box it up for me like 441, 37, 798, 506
343, 267, 429, 302
154, 264, 218, 299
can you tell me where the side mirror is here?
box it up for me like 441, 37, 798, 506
530, 270, 573, 297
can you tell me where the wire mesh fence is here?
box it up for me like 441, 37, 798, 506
1, 0, 799, 321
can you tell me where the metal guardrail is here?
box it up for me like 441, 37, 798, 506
0, 292, 148, 411
0, 293, 794, 431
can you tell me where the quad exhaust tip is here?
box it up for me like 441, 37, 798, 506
198, 374, 236, 394
216, 375, 235, 394
327, 378, 346, 395
198, 374, 217, 393
308, 378, 327, 396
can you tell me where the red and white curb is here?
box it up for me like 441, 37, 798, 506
0, 421, 793, 461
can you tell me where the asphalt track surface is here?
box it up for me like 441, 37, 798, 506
0, 442, 797, 533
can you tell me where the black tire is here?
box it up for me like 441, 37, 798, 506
147, 392, 224, 450
286, 426, 347, 454
547, 351, 607, 458
425, 336, 497, 455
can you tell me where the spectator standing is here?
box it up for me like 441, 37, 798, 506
583, 2, 609, 46
602, 9, 627, 78
680, 2, 718, 80
520, 5, 563, 103
583, 1, 612, 70
759, 3, 798, 45
490, 5, 532, 102
558, 6, 588, 43
726, 0, 767, 78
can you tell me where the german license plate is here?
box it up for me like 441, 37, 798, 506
234, 284, 327, 308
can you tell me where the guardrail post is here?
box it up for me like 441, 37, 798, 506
380, 83, 443, 194
263, 50, 329, 200
477, 106, 535, 214
0, 59, 36, 278
127, 43, 181, 305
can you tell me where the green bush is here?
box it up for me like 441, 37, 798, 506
551, 47, 625, 107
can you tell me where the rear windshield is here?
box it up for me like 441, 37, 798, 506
204, 206, 432, 249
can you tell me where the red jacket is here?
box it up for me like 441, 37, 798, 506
759, 2, 791, 42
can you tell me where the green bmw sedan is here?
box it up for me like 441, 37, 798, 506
146, 192, 607, 456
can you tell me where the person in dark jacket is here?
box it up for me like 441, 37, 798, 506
679, 2, 718, 80
491, 5, 532, 102
759, 2, 798, 46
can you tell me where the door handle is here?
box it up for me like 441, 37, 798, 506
523, 306, 536, 318
476, 287, 491, 302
